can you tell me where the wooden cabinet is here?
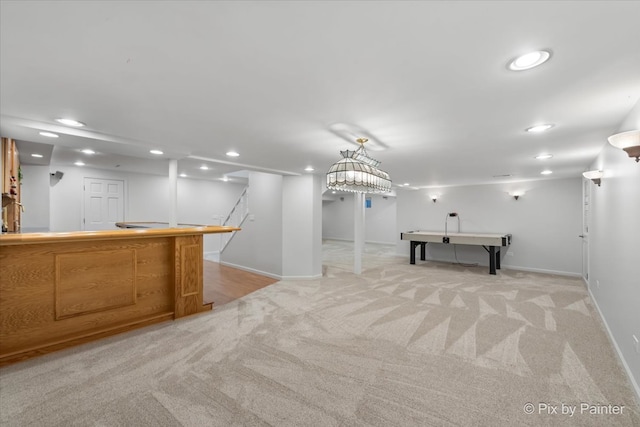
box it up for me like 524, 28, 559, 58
0, 225, 239, 365
1, 137, 21, 232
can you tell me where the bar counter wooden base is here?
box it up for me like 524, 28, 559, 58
0, 225, 239, 366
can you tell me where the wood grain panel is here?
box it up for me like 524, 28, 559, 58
55, 249, 137, 319
0, 225, 233, 365
0, 238, 174, 362
180, 244, 200, 297
174, 235, 209, 318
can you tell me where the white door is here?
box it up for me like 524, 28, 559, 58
83, 178, 124, 230
581, 178, 590, 282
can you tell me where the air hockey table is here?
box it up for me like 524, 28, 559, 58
401, 231, 512, 275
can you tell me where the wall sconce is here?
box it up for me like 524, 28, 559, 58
430, 194, 438, 203
509, 191, 523, 200
608, 130, 640, 162
582, 170, 604, 186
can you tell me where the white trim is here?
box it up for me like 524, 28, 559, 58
218, 261, 321, 281
280, 274, 323, 281
219, 260, 282, 280
405, 256, 582, 278
501, 265, 582, 278
587, 284, 640, 404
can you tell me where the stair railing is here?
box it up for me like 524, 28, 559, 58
220, 186, 249, 252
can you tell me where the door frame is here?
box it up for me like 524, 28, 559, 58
581, 177, 590, 283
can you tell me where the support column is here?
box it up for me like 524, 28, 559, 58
169, 159, 178, 227
354, 192, 365, 274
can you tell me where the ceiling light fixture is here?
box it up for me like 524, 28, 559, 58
31, 153, 43, 158
526, 124, 554, 133
226, 151, 240, 157
74, 161, 85, 166
608, 129, 640, 162
582, 170, 604, 186
179, 173, 187, 178
39, 131, 59, 138
81, 149, 96, 155
430, 194, 438, 203
150, 149, 163, 155
305, 166, 315, 172
508, 50, 551, 71
326, 138, 392, 194
200, 165, 209, 170
56, 118, 85, 127
540, 170, 553, 175
535, 154, 553, 160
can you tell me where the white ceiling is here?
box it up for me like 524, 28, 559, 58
1, 1, 639, 188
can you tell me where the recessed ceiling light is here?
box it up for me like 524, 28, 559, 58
304, 166, 315, 172
508, 50, 551, 71
535, 154, 553, 160
39, 131, 59, 138
150, 149, 163, 155
526, 124, 554, 133
74, 161, 85, 166
222, 176, 229, 182
81, 149, 96, 155
200, 165, 209, 170
226, 151, 240, 157
179, 173, 187, 178
403, 183, 410, 186
31, 153, 44, 158
56, 118, 85, 127
540, 170, 553, 175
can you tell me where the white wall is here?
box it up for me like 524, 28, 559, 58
221, 171, 284, 277
396, 178, 583, 276
41, 164, 323, 279
322, 193, 397, 244
19, 165, 50, 232
587, 101, 640, 399
47, 164, 245, 253
283, 174, 323, 278
322, 194, 354, 241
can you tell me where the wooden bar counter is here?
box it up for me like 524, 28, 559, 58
0, 223, 239, 366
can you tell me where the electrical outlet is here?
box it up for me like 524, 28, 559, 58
633, 335, 639, 354
506, 251, 514, 257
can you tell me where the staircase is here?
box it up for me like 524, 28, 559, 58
220, 186, 249, 253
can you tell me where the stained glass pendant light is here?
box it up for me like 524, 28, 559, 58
326, 138, 392, 193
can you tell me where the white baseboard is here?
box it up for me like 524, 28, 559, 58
218, 261, 322, 281
322, 237, 352, 243
280, 274, 323, 280
587, 285, 640, 405
502, 264, 582, 278
219, 261, 282, 280
408, 257, 581, 278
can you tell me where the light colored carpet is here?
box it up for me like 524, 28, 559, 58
1, 240, 638, 426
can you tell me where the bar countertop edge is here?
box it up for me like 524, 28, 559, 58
0, 224, 240, 246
